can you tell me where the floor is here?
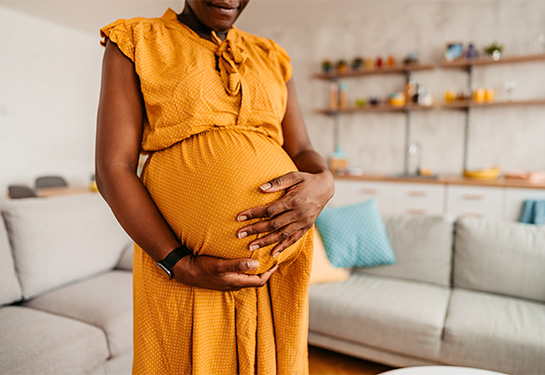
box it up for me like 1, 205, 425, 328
308, 345, 395, 375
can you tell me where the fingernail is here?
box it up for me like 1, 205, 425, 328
237, 215, 247, 222
260, 182, 272, 191
249, 259, 259, 269
238, 231, 248, 239
250, 244, 260, 251
273, 251, 279, 258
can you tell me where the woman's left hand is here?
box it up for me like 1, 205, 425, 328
236, 170, 334, 257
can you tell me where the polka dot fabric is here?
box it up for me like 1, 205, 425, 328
100, 7, 313, 375
315, 199, 396, 268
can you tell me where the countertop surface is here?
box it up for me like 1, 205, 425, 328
333, 172, 545, 189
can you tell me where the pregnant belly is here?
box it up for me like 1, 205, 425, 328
140, 128, 303, 275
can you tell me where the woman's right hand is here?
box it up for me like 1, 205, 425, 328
173, 255, 279, 291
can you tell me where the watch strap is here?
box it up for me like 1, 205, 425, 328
157, 245, 193, 279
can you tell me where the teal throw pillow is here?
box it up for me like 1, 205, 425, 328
315, 199, 396, 268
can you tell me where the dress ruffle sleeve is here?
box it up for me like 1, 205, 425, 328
99, 19, 136, 62
269, 39, 293, 83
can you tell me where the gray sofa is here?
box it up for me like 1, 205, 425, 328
0, 194, 134, 375
309, 214, 545, 375
1, 194, 544, 374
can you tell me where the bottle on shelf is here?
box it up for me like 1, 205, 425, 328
329, 82, 339, 110
407, 141, 422, 176
387, 55, 396, 67
338, 83, 348, 110
404, 79, 416, 103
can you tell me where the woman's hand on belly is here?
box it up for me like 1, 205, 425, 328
173, 254, 279, 291
235, 170, 335, 258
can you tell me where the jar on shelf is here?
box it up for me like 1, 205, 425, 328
328, 145, 348, 173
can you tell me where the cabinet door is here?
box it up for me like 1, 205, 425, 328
393, 183, 445, 216
504, 187, 545, 221
446, 185, 504, 220
330, 180, 394, 214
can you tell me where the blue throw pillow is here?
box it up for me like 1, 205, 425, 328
315, 199, 396, 268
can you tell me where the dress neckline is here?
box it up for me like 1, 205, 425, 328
160, 7, 239, 50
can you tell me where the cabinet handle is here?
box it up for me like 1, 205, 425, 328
463, 212, 483, 218
462, 194, 485, 201
408, 191, 428, 197
361, 188, 378, 195
408, 209, 427, 215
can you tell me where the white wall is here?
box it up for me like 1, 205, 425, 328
0, 6, 103, 197
1, 0, 545, 200
237, 1, 545, 175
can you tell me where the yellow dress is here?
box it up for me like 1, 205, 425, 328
100, 8, 314, 375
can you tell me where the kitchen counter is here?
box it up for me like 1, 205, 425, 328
333, 172, 545, 190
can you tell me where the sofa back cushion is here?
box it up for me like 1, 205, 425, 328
0, 218, 23, 305
1, 194, 132, 299
454, 218, 545, 303
353, 214, 454, 287
116, 242, 134, 271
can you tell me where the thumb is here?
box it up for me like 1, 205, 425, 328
223, 258, 259, 273
259, 172, 304, 193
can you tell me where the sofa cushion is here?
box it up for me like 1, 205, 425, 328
90, 352, 133, 375
354, 215, 454, 287
454, 218, 545, 302
315, 199, 396, 268
24, 270, 133, 357
0, 218, 22, 305
1, 194, 132, 299
0, 306, 109, 374
441, 288, 545, 375
309, 273, 451, 361
116, 242, 134, 271
310, 227, 350, 285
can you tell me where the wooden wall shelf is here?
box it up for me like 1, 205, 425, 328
316, 104, 433, 115
313, 63, 435, 80
317, 98, 545, 115
315, 52, 545, 173
440, 98, 545, 109
440, 53, 545, 68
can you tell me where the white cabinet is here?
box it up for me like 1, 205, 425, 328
393, 183, 445, 216
504, 188, 545, 221
331, 180, 444, 217
446, 185, 504, 220
330, 180, 394, 214
332, 178, 544, 222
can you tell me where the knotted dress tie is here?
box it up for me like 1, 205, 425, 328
212, 30, 248, 96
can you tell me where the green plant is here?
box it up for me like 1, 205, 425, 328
322, 59, 333, 73
483, 42, 505, 55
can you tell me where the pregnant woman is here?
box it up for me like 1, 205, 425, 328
96, 1, 334, 374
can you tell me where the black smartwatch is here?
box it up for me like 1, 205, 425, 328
156, 245, 193, 279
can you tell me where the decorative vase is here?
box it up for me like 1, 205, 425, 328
492, 50, 501, 61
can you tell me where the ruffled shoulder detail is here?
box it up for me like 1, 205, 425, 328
100, 18, 137, 62
235, 29, 293, 83
268, 39, 293, 83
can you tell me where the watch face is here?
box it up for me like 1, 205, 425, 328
157, 262, 173, 279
